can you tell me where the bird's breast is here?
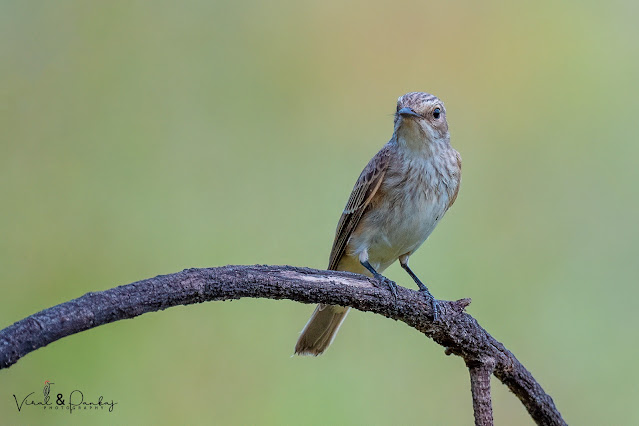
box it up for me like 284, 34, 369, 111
348, 155, 453, 271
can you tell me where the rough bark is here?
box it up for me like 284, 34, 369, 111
467, 358, 496, 426
0, 265, 566, 425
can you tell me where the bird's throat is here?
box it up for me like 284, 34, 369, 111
396, 122, 449, 156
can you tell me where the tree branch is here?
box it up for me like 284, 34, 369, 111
467, 358, 496, 426
0, 265, 565, 425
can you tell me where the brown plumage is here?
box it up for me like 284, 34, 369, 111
328, 145, 392, 271
295, 92, 461, 356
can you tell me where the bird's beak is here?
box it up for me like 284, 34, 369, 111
397, 107, 421, 118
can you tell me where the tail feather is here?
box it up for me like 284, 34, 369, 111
294, 304, 350, 356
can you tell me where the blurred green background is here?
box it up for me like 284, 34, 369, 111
2, 1, 638, 424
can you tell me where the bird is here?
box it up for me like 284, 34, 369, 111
294, 92, 462, 356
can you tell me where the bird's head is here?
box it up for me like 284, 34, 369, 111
394, 92, 449, 147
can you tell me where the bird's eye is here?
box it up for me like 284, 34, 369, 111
433, 108, 441, 119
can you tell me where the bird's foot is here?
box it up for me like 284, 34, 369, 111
372, 273, 398, 304
419, 288, 439, 321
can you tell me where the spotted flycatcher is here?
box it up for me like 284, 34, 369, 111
294, 92, 462, 356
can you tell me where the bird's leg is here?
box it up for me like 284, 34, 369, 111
360, 259, 398, 303
400, 262, 433, 296
399, 257, 439, 321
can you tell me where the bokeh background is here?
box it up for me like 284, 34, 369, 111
2, 1, 638, 424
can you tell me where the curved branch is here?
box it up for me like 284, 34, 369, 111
0, 265, 565, 425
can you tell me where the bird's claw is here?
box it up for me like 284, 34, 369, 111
420, 288, 439, 321
373, 274, 398, 304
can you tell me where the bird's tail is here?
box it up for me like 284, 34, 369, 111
294, 304, 350, 356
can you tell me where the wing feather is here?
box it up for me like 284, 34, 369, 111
446, 151, 462, 210
328, 145, 392, 270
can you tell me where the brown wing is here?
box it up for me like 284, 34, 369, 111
446, 150, 462, 210
327, 145, 392, 270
